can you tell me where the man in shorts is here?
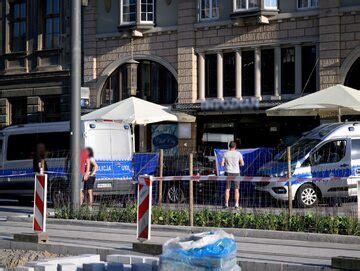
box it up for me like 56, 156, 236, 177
221, 141, 244, 209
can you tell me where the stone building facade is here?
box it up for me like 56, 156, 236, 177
0, 0, 75, 127
82, 0, 360, 151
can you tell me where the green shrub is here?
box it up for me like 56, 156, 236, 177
54, 206, 360, 236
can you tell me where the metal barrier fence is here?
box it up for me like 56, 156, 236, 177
89, 145, 359, 227
1, 146, 359, 229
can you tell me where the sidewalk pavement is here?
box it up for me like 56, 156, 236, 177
1, 217, 360, 270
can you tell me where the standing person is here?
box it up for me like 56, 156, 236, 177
83, 147, 98, 209
221, 141, 244, 209
33, 143, 48, 174
79, 148, 89, 206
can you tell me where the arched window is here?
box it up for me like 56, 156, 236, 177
100, 60, 178, 106
345, 58, 360, 90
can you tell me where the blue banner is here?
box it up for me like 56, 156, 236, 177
214, 148, 274, 176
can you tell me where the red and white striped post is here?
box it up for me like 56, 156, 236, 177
33, 173, 48, 233
137, 175, 153, 242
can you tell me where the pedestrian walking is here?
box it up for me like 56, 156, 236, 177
33, 143, 48, 174
82, 147, 98, 209
221, 141, 244, 209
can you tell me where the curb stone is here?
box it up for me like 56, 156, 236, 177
6, 216, 360, 245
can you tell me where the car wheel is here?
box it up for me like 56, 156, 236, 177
296, 184, 319, 208
167, 185, 184, 203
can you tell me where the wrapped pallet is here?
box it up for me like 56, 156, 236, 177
159, 230, 241, 271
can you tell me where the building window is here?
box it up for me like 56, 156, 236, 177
140, 0, 154, 23
42, 95, 61, 122
121, 0, 136, 24
223, 52, 235, 97
205, 54, 217, 98
199, 0, 219, 20
43, 0, 61, 49
281, 47, 295, 94
264, 0, 277, 9
234, 0, 259, 11
9, 97, 27, 125
297, 0, 318, 9
261, 49, 275, 95
9, 0, 27, 52
101, 60, 177, 106
242, 50, 255, 96
302, 45, 317, 93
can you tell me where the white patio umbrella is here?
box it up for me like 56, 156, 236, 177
82, 96, 182, 124
266, 85, 360, 122
82, 96, 195, 150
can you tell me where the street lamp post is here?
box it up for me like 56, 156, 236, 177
70, 0, 82, 209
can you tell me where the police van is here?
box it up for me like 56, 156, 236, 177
257, 122, 359, 207
0, 120, 134, 203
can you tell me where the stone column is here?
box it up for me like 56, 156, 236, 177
274, 46, 281, 98
177, 0, 198, 103
217, 51, 223, 100
27, 96, 44, 121
254, 47, 261, 99
0, 98, 10, 127
295, 44, 302, 95
198, 52, 205, 101
319, 0, 341, 89
235, 50, 242, 100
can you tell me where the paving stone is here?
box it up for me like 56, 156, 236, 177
106, 262, 124, 271
16, 267, 35, 271
57, 263, 78, 271
83, 262, 106, 271
107, 255, 131, 264
129, 257, 144, 264
131, 263, 153, 271
43, 255, 101, 265
34, 264, 57, 271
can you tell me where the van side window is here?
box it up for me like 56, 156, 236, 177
7, 132, 70, 161
351, 139, 360, 159
312, 140, 347, 165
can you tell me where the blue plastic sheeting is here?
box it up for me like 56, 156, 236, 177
160, 231, 237, 270
133, 153, 159, 179
213, 148, 274, 198
133, 153, 159, 200
214, 148, 274, 176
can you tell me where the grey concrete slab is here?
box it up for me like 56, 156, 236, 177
1, 218, 360, 270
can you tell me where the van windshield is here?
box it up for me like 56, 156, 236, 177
276, 138, 321, 162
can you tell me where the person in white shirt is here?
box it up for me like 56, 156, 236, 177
221, 141, 244, 209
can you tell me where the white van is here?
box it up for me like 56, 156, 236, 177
257, 122, 359, 208
0, 120, 134, 202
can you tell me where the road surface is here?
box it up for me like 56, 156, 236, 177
1, 217, 360, 268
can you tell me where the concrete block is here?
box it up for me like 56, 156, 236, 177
83, 263, 106, 271
132, 242, 163, 255
151, 262, 159, 271
43, 255, 100, 265
131, 263, 153, 271
129, 257, 143, 264
106, 263, 124, 271
143, 257, 158, 265
34, 264, 57, 271
58, 263, 78, 271
332, 256, 360, 270
14, 232, 49, 243
107, 255, 131, 264
16, 267, 35, 271
78, 255, 101, 264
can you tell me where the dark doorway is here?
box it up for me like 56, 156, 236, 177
345, 58, 360, 90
